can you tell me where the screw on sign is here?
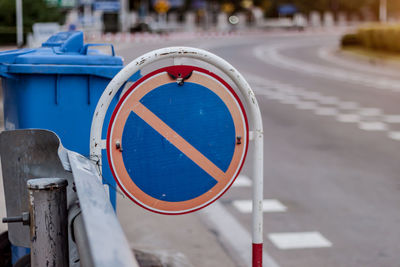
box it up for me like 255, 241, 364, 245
107, 65, 249, 214
154, 0, 170, 14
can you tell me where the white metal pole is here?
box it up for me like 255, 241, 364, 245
84, 4, 92, 28
89, 47, 264, 266
16, 0, 23, 47
379, 0, 387, 22
120, 0, 129, 32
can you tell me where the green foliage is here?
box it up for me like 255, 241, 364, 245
341, 33, 361, 47
342, 24, 400, 53
0, 0, 65, 45
0, 0, 64, 32
357, 24, 400, 52
255, 0, 384, 18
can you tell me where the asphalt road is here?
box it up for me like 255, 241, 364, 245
114, 30, 400, 267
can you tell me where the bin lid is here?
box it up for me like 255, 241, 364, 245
17, 31, 122, 65
0, 31, 125, 78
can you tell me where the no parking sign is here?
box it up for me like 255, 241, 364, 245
90, 47, 264, 267
107, 65, 249, 214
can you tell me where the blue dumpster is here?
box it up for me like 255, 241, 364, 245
0, 31, 139, 263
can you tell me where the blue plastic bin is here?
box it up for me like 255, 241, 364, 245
0, 31, 138, 208
0, 31, 140, 263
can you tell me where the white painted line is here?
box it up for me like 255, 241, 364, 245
200, 201, 280, 267
358, 121, 387, 131
302, 92, 323, 100
254, 44, 400, 91
336, 114, 360, 123
296, 102, 318, 110
314, 107, 338, 116
384, 115, 400, 123
317, 47, 400, 78
268, 93, 287, 100
280, 99, 301, 105
337, 102, 359, 110
388, 131, 400, 140
268, 232, 332, 250
318, 96, 339, 105
246, 73, 400, 143
233, 199, 287, 213
232, 175, 252, 187
257, 91, 275, 97
358, 108, 382, 117
279, 96, 300, 105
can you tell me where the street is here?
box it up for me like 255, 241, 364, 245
1, 29, 399, 267
114, 30, 400, 267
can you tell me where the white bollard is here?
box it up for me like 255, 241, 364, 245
217, 12, 229, 32
310, 11, 321, 27
323, 11, 335, 27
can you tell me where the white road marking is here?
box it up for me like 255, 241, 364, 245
336, 114, 360, 123
384, 115, 400, 123
233, 199, 287, 213
388, 131, 400, 140
253, 44, 400, 92
358, 122, 387, 131
318, 96, 339, 105
247, 73, 400, 142
317, 47, 400, 78
302, 91, 323, 100
358, 108, 382, 117
200, 201, 280, 267
314, 107, 338, 116
268, 93, 287, 100
337, 101, 359, 110
296, 102, 318, 110
268, 232, 332, 250
232, 175, 252, 187
280, 98, 301, 105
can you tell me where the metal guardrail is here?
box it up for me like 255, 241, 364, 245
67, 150, 139, 267
1, 129, 139, 266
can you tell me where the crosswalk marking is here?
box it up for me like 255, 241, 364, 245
233, 199, 287, 213
246, 73, 400, 142
268, 231, 332, 250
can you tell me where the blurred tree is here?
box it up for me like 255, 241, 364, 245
0, 0, 64, 32
256, 0, 386, 18
128, 0, 397, 19
0, 0, 64, 44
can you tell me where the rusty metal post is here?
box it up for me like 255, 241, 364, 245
27, 178, 69, 267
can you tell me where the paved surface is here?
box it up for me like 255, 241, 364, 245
1, 29, 400, 267
113, 30, 400, 267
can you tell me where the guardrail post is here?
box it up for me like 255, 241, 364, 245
27, 178, 69, 267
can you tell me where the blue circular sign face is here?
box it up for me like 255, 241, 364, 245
107, 65, 249, 214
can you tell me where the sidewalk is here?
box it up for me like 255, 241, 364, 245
118, 195, 236, 267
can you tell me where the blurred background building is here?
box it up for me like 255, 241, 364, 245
1, 0, 400, 46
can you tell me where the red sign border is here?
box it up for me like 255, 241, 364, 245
107, 65, 249, 215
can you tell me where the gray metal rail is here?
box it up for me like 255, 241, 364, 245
1, 129, 139, 267
68, 150, 139, 267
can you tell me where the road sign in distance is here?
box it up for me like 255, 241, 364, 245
107, 65, 249, 214
154, 0, 170, 14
